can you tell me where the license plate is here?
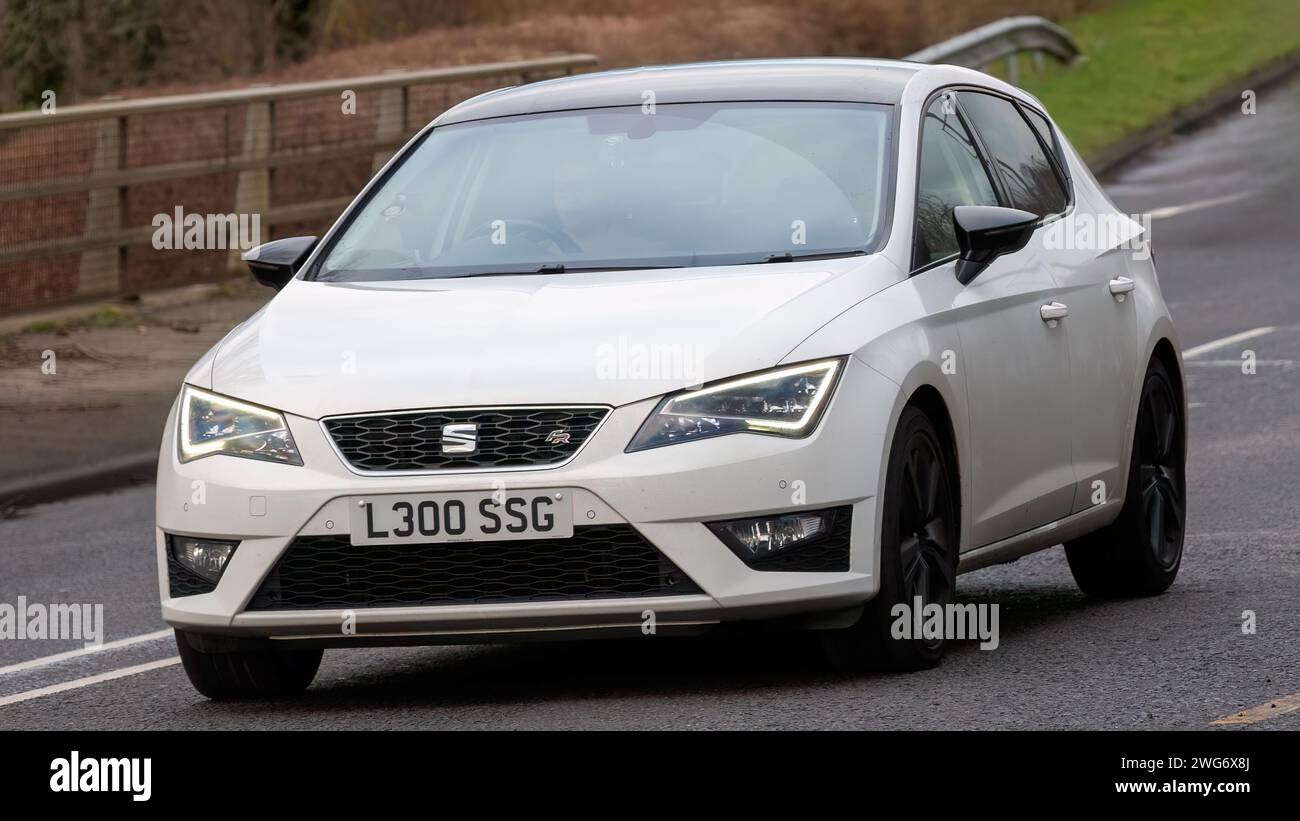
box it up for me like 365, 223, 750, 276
350, 490, 574, 546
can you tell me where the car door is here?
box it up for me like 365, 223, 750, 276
1013, 101, 1143, 512
912, 91, 1074, 549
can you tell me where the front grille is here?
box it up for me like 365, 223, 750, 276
247, 525, 701, 611
324, 406, 608, 472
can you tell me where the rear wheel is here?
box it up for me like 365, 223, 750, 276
1065, 357, 1186, 597
821, 406, 959, 672
175, 629, 323, 700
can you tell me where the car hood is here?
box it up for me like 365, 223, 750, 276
204, 258, 902, 418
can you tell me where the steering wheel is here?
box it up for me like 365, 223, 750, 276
464, 218, 583, 255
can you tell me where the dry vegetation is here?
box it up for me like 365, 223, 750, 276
3, 0, 1104, 105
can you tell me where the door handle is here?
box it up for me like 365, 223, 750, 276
1040, 301, 1069, 324
1108, 276, 1135, 301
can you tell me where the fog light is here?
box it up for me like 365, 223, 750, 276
709, 511, 828, 561
171, 537, 238, 583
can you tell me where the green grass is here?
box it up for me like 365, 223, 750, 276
20, 304, 138, 335
1019, 0, 1300, 159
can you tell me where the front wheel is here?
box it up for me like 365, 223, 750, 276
1064, 356, 1186, 597
821, 406, 959, 672
175, 629, 323, 700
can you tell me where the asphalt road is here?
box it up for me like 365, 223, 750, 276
2, 75, 1299, 730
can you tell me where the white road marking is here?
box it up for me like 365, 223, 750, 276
0, 628, 172, 676
1182, 326, 1277, 359
1148, 189, 1257, 220
0, 656, 179, 708
1184, 359, 1295, 367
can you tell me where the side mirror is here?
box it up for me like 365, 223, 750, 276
952, 206, 1038, 285
243, 236, 318, 291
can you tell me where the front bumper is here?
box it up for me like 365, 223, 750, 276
155, 357, 898, 642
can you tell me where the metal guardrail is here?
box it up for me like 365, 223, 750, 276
0, 53, 597, 315
905, 15, 1080, 83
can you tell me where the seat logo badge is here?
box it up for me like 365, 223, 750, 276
545, 429, 571, 445
441, 423, 478, 454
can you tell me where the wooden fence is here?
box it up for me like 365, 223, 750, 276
0, 54, 597, 315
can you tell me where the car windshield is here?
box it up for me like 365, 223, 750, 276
312, 101, 893, 281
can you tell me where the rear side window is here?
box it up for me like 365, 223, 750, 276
957, 91, 1067, 217
913, 93, 1000, 268
1019, 104, 1066, 175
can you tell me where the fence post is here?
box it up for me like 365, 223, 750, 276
77, 115, 126, 297
229, 100, 272, 272
373, 84, 407, 173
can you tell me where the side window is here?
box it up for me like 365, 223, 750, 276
1019, 103, 1067, 176
913, 93, 1000, 269
957, 91, 1067, 218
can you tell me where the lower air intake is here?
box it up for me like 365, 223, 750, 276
247, 525, 701, 610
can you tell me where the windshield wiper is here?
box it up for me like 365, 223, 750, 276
435, 263, 683, 279
752, 250, 868, 264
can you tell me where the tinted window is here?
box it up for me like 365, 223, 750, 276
958, 91, 1067, 217
913, 93, 999, 268
1019, 103, 1067, 177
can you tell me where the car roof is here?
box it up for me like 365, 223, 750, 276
436, 58, 921, 125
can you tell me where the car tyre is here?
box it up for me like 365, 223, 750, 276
175, 629, 323, 700
1065, 356, 1186, 597
821, 406, 959, 673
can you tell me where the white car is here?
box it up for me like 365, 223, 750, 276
157, 58, 1186, 699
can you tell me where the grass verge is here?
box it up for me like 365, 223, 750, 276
1018, 0, 1300, 159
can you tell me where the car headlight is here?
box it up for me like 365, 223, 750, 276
626, 358, 845, 452
178, 385, 302, 465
